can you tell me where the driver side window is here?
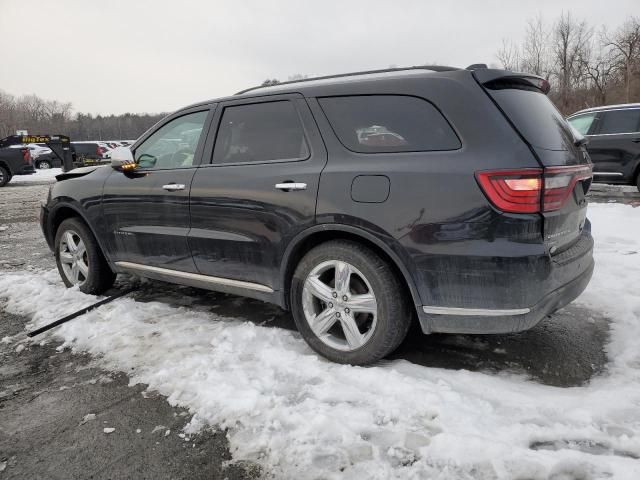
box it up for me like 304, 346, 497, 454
134, 111, 208, 170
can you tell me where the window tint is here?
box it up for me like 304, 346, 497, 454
212, 101, 309, 164
135, 111, 208, 170
487, 88, 577, 151
567, 113, 596, 135
597, 109, 640, 135
318, 95, 460, 153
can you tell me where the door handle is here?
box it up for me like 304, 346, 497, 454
162, 183, 185, 191
275, 182, 307, 191
631, 138, 640, 143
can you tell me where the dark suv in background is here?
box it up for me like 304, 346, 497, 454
567, 103, 640, 191
41, 66, 594, 365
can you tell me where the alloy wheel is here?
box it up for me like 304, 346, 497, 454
59, 230, 89, 286
302, 260, 378, 351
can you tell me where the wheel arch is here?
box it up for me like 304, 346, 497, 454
48, 202, 112, 266
280, 224, 422, 311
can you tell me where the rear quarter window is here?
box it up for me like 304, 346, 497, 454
318, 95, 461, 153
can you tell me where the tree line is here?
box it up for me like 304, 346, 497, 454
496, 13, 640, 114
0, 89, 166, 141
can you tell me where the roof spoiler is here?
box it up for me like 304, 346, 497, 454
472, 69, 551, 94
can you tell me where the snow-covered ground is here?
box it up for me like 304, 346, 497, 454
1, 203, 639, 479
9, 168, 62, 184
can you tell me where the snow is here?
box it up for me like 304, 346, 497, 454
1, 203, 639, 478
9, 168, 61, 184
103, 428, 116, 434
81, 413, 96, 425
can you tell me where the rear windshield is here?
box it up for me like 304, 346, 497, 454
486, 88, 576, 151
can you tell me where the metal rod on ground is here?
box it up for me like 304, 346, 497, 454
27, 286, 138, 338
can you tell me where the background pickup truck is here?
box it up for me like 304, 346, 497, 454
0, 145, 36, 186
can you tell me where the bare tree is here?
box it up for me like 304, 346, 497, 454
552, 11, 592, 111
603, 17, 640, 102
581, 31, 618, 105
496, 39, 521, 71
521, 14, 551, 78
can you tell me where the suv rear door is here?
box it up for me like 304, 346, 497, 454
585, 107, 640, 182
188, 94, 327, 291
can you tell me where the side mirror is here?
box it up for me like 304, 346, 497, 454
110, 146, 135, 171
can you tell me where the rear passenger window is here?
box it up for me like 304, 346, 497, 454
318, 95, 460, 153
597, 109, 640, 135
212, 101, 309, 164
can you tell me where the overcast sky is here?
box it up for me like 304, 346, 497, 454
0, 0, 635, 115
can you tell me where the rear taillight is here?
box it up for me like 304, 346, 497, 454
543, 165, 592, 211
21, 148, 31, 163
97, 146, 105, 155
476, 165, 592, 214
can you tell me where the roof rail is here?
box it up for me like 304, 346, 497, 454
235, 65, 457, 95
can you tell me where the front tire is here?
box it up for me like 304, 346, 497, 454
291, 240, 412, 365
54, 218, 116, 294
38, 160, 52, 169
636, 171, 640, 193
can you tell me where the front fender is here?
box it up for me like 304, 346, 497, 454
45, 198, 113, 267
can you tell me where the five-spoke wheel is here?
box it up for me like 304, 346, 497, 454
54, 218, 116, 294
58, 230, 89, 286
303, 260, 378, 351
291, 240, 412, 365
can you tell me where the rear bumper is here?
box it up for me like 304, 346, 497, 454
418, 258, 593, 333
416, 228, 594, 334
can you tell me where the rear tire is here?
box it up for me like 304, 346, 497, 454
38, 160, 52, 169
54, 218, 116, 294
290, 240, 412, 365
636, 171, 640, 193
0, 166, 9, 187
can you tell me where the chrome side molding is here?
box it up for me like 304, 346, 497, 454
115, 261, 274, 293
592, 172, 623, 176
422, 305, 531, 316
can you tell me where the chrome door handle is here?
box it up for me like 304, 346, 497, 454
162, 183, 185, 191
275, 182, 307, 191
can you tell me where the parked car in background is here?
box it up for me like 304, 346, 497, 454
71, 142, 110, 165
41, 66, 594, 365
34, 151, 63, 169
27, 143, 53, 159
0, 144, 35, 186
567, 103, 640, 191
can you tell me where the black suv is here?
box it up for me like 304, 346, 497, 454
41, 66, 594, 365
567, 103, 640, 191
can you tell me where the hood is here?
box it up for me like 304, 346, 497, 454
55, 165, 105, 181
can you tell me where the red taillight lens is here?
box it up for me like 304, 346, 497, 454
21, 148, 31, 163
475, 169, 542, 213
476, 165, 592, 214
97, 146, 104, 155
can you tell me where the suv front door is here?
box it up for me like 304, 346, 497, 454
189, 95, 327, 292
102, 108, 212, 271
587, 108, 640, 182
